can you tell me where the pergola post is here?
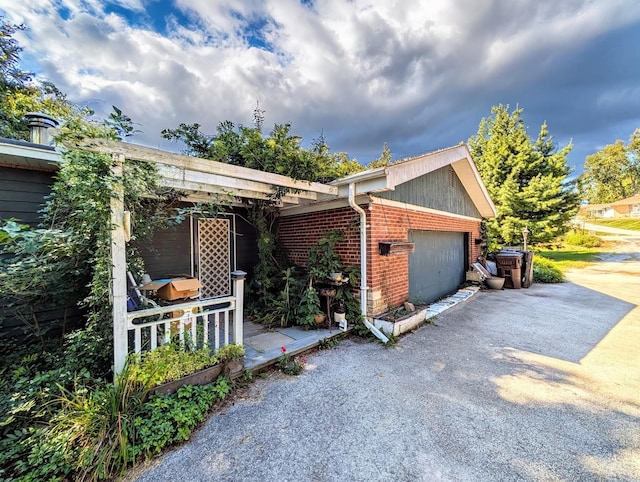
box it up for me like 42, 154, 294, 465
111, 153, 128, 376
231, 270, 246, 346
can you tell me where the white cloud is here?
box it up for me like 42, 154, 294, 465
3, 0, 640, 168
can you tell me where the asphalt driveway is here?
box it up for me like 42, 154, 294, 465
131, 256, 640, 481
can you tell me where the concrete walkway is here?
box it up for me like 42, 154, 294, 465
242, 286, 480, 371
129, 252, 640, 481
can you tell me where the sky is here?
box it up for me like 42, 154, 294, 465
3, 0, 640, 176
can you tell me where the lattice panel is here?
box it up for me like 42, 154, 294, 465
197, 218, 230, 298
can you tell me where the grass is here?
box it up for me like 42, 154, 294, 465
585, 218, 640, 231
536, 247, 601, 271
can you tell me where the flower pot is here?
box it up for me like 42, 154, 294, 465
329, 272, 343, 282
153, 363, 224, 395
485, 277, 505, 290
319, 288, 336, 297
314, 312, 327, 324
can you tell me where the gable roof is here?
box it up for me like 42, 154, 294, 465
330, 143, 496, 218
611, 193, 640, 206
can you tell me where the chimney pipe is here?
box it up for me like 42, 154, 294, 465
25, 112, 59, 145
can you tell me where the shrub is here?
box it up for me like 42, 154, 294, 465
127, 343, 244, 389
563, 230, 601, 247
533, 256, 564, 283
132, 378, 230, 458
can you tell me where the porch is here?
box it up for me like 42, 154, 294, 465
243, 320, 345, 371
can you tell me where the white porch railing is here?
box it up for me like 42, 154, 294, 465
127, 296, 238, 354
115, 271, 246, 372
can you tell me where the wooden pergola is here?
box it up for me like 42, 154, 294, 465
70, 138, 341, 374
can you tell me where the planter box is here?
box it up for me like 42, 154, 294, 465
152, 357, 244, 395
374, 308, 428, 337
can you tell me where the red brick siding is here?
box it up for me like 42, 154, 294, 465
367, 202, 482, 314
278, 201, 483, 316
276, 207, 361, 269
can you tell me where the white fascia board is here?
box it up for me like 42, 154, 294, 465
0, 141, 61, 171
279, 194, 369, 217
385, 145, 467, 188
334, 177, 391, 197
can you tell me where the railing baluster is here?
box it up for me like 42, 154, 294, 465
151, 325, 157, 350
135, 328, 142, 354
224, 310, 229, 346
203, 312, 209, 349
214, 312, 220, 350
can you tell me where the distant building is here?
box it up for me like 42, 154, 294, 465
578, 194, 640, 219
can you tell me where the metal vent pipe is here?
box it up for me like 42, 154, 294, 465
25, 112, 59, 145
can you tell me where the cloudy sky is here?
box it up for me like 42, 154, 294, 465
3, 1, 640, 175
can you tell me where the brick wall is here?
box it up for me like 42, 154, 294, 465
276, 206, 361, 269
367, 201, 482, 314
277, 200, 483, 316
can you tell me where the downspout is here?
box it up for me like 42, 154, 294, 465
348, 183, 389, 343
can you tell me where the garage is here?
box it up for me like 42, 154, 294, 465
408, 230, 467, 304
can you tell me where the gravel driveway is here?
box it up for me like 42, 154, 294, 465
130, 249, 640, 482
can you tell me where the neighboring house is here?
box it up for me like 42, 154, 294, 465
579, 194, 640, 219
277, 144, 496, 316
611, 193, 640, 217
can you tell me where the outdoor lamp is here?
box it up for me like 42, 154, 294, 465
522, 227, 530, 251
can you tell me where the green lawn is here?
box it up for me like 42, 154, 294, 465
586, 218, 640, 231
536, 248, 600, 271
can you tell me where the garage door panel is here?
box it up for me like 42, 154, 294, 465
409, 230, 465, 304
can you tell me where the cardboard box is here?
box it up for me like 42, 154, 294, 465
139, 277, 202, 301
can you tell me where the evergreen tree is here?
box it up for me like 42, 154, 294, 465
468, 104, 578, 247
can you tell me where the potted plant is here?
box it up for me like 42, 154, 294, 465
297, 285, 325, 327
307, 229, 344, 282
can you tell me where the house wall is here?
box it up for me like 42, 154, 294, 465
277, 206, 362, 269
277, 200, 483, 317
0, 166, 55, 225
135, 207, 259, 281
377, 166, 481, 218
367, 199, 482, 315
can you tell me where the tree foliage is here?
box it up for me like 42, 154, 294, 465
579, 129, 640, 203
367, 142, 392, 169
469, 104, 578, 247
162, 119, 364, 183
0, 17, 80, 140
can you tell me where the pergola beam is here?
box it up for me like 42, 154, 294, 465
69, 137, 338, 196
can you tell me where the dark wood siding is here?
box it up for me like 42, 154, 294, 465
134, 207, 259, 281
135, 221, 192, 279
234, 210, 258, 277
378, 166, 481, 218
0, 166, 55, 225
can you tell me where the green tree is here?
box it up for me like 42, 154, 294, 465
0, 17, 77, 140
468, 104, 578, 247
162, 119, 363, 183
367, 142, 392, 169
580, 129, 640, 203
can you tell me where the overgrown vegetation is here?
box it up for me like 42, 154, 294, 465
0, 339, 236, 481
563, 229, 602, 248
532, 256, 565, 283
